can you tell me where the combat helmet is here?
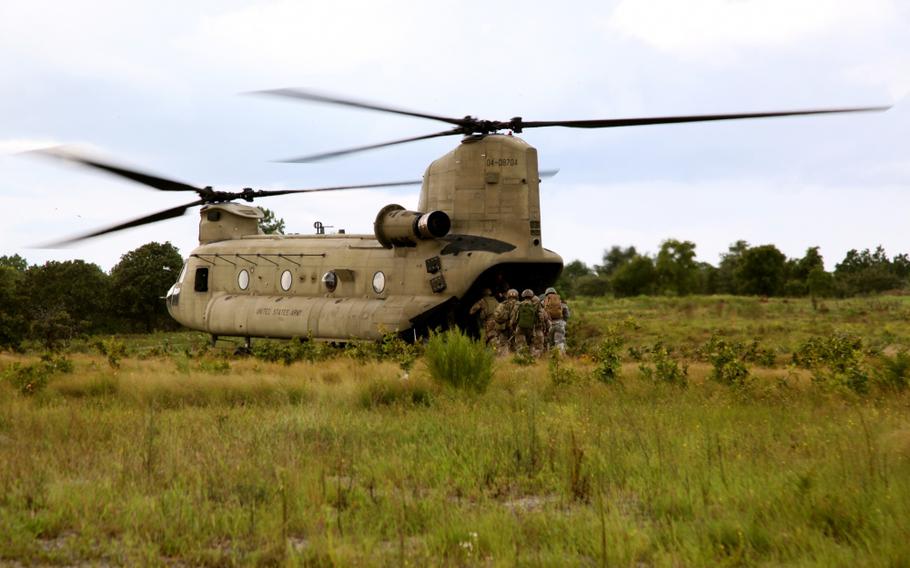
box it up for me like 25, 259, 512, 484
521, 288, 534, 299
545, 287, 557, 295
507, 288, 519, 299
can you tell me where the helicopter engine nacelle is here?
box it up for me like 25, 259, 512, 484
374, 204, 451, 248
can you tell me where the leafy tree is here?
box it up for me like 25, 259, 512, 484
596, 246, 638, 277
696, 262, 720, 294
655, 239, 698, 295
736, 244, 787, 296
0, 266, 27, 348
716, 240, 749, 294
784, 246, 825, 296
575, 274, 610, 296
807, 267, 835, 298
0, 254, 28, 272
22, 260, 111, 337
835, 246, 903, 295
258, 207, 286, 235
555, 260, 595, 297
110, 242, 184, 332
611, 255, 656, 297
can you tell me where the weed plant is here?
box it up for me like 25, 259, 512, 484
424, 328, 494, 393
593, 328, 624, 383
638, 341, 688, 385
793, 333, 869, 393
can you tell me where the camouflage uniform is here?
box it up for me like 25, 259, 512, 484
469, 289, 499, 345
530, 296, 551, 357
544, 288, 568, 354
491, 289, 519, 355
510, 289, 539, 354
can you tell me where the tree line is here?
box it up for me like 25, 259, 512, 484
0, 242, 183, 349
556, 239, 910, 298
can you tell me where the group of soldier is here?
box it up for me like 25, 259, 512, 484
469, 286, 570, 357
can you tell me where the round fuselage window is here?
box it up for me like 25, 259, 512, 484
238, 269, 250, 290
372, 271, 385, 294
322, 271, 337, 293
280, 270, 293, 291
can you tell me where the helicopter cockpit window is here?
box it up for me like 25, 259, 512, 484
372, 271, 385, 294
178, 262, 188, 283
194, 267, 209, 292
280, 270, 293, 291
322, 271, 338, 293
238, 269, 250, 290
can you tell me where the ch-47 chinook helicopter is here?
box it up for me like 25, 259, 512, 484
37, 90, 888, 343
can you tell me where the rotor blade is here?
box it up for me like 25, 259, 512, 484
539, 168, 559, 179
253, 180, 423, 198
253, 88, 466, 126
277, 129, 462, 163
32, 147, 204, 193
519, 106, 890, 130
40, 199, 205, 247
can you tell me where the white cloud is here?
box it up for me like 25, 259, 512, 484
608, 0, 898, 63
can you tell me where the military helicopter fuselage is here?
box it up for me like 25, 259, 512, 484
165, 134, 562, 341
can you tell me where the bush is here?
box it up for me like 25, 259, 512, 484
638, 342, 688, 386
593, 328, 624, 384
95, 338, 127, 369
703, 336, 749, 386
252, 336, 331, 365
378, 333, 420, 370
565, 311, 602, 356
2, 354, 73, 395
793, 333, 869, 393
424, 329, 494, 393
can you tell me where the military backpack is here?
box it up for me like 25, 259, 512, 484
544, 293, 563, 320
516, 301, 537, 331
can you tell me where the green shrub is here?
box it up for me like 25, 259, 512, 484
252, 336, 331, 365
704, 336, 749, 386
793, 333, 869, 393
424, 329, 494, 393
592, 328, 624, 384
2, 354, 73, 395
565, 311, 602, 355
94, 337, 127, 369
638, 342, 687, 385
379, 333, 420, 370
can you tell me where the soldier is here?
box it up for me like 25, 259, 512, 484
469, 288, 499, 344
511, 289, 539, 354
543, 287, 568, 353
530, 294, 551, 357
491, 288, 519, 355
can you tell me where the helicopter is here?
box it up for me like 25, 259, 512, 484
36, 90, 888, 344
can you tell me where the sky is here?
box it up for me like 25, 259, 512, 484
1, 0, 908, 271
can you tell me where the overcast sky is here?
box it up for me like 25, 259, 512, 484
2, 0, 908, 271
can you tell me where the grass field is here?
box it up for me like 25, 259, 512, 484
1, 295, 909, 566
